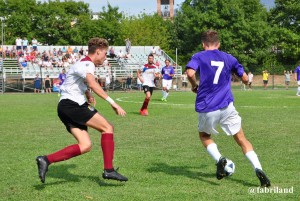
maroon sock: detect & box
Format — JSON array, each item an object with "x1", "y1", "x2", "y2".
[
  {"x1": 141, "y1": 98, "x2": 150, "y2": 110},
  {"x1": 47, "y1": 144, "x2": 81, "y2": 164},
  {"x1": 101, "y1": 133, "x2": 114, "y2": 169}
]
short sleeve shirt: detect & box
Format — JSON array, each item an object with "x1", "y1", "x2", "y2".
[
  {"x1": 294, "y1": 66, "x2": 300, "y2": 81},
  {"x1": 59, "y1": 56, "x2": 95, "y2": 105},
  {"x1": 140, "y1": 64, "x2": 159, "y2": 87},
  {"x1": 186, "y1": 49, "x2": 244, "y2": 113},
  {"x1": 161, "y1": 66, "x2": 174, "y2": 80}
]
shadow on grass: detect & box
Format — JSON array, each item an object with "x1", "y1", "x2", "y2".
[
  {"x1": 147, "y1": 163, "x2": 218, "y2": 186},
  {"x1": 33, "y1": 164, "x2": 125, "y2": 190},
  {"x1": 147, "y1": 163, "x2": 257, "y2": 187}
]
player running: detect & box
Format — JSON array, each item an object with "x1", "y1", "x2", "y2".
[
  {"x1": 294, "y1": 62, "x2": 300, "y2": 96},
  {"x1": 161, "y1": 59, "x2": 174, "y2": 101},
  {"x1": 36, "y1": 38, "x2": 128, "y2": 183},
  {"x1": 137, "y1": 54, "x2": 160, "y2": 116},
  {"x1": 186, "y1": 30, "x2": 271, "y2": 187}
]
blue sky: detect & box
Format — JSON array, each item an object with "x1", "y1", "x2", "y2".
[{"x1": 83, "y1": 0, "x2": 275, "y2": 15}]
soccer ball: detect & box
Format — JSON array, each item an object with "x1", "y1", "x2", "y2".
[{"x1": 224, "y1": 159, "x2": 235, "y2": 176}]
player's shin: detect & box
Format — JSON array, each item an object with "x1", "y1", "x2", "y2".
[
  {"x1": 101, "y1": 133, "x2": 114, "y2": 170},
  {"x1": 47, "y1": 144, "x2": 81, "y2": 164},
  {"x1": 245, "y1": 150, "x2": 262, "y2": 170}
]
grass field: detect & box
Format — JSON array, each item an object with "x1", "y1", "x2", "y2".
[{"x1": 0, "y1": 89, "x2": 299, "y2": 201}]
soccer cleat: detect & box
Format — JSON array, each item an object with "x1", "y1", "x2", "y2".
[
  {"x1": 102, "y1": 169, "x2": 128, "y2": 182},
  {"x1": 255, "y1": 168, "x2": 271, "y2": 187},
  {"x1": 139, "y1": 109, "x2": 148, "y2": 116},
  {"x1": 216, "y1": 157, "x2": 227, "y2": 180},
  {"x1": 36, "y1": 156, "x2": 50, "y2": 183},
  {"x1": 161, "y1": 97, "x2": 165, "y2": 101}
]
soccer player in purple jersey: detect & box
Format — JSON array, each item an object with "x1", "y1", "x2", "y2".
[
  {"x1": 294, "y1": 62, "x2": 300, "y2": 96},
  {"x1": 161, "y1": 59, "x2": 175, "y2": 101},
  {"x1": 186, "y1": 30, "x2": 270, "y2": 187}
]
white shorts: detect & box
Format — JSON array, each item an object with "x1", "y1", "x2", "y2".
[
  {"x1": 198, "y1": 102, "x2": 241, "y2": 135},
  {"x1": 162, "y1": 79, "x2": 172, "y2": 90},
  {"x1": 297, "y1": 81, "x2": 300, "y2": 86}
]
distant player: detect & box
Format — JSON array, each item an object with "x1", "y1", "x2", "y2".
[
  {"x1": 137, "y1": 54, "x2": 159, "y2": 116},
  {"x1": 248, "y1": 71, "x2": 253, "y2": 90},
  {"x1": 186, "y1": 30, "x2": 271, "y2": 187},
  {"x1": 161, "y1": 59, "x2": 174, "y2": 101},
  {"x1": 36, "y1": 38, "x2": 128, "y2": 183},
  {"x1": 58, "y1": 69, "x2": 66, "y2": 96},
  {"x1": 294, "y1": 62, "x2": 300, "y2": 96}
]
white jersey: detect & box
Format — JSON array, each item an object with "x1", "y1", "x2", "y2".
[
  {"x1": 248, "y1": 74, "x2": 253, "y2": 82},
  {"x1": 60, "y1": 56, "x2": 95, "y2": 105},
  {"x1": 140, "y1": 64, "x2": 159, "y2": 87}
]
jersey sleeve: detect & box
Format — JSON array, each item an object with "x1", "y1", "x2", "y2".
[
  {"x1": 231, "y1": 57, "x2": 244, "y2": 77},
  {"x1": 86, "y1": 62, "x2": 95, "y2": 75},
  {"x1": 170, "y1": 67, "x2": 175, "y2": 74},
  {"x1": 186, "y1": 54, "x2": 199, "y2": 72}
]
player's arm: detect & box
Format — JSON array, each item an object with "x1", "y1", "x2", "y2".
[
  {"x1": 241, "y1": 72, "x2": 249, "y2": 85},
  {"x1": 137, "y1": 69, "x2": 144, "y2": 83},
  {"x1": 86, "y1": 73, "x2": 126, "y2": 116},
  {"x1": 186, "y1": 68, "x2": 198, "y2": 93},
  {"x1": 294, "y1": 72, "x2": 297, "y2": 81}
]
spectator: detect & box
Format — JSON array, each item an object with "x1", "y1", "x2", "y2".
[
  {"x1": 109, "y1": 47, "x2": 115, "y2": 58},
  {"x1": 44, "y1": 75, "x2": 52, "y2": 93},
  {"x1": 125, "y1": 75, "x2": 132, "y2": 91},
  {"x1": 284, "y1": 70, "x2": 291, "y2": 90},
  {"x1": 32, "y1": 37, "x2": 38, "y2": 51},
  {"x1": 156, "y1": 47, "x2": 162, "y2": 57},
  {"x1": 34, "y1": 74, "x2": 41, "y2": 93},
  {"x1": 67, "y1": 46, "x2": 73, "y2": 54},
  {"x1": 57, "y1": 48, "x2": 63, "y2": 56},
  {"x1": 181, "y1": 71, "x2": 188, "y2": 90},
  {"x1": 79, "y1": 47, "x2": 84, "y2": 56},
  {"x1": 16, "y1": 37, "x2": 22, "y2": 51},
  {"x1": 73, "y1": 47, "x2": 78, "y2": 54},
  {"x1": 248, "y1": 71, "x2": 253, "y2": 90},
  {"x1": 151, "y1": 46, "x2": 156, "y2": 55},
  {"x1": 105, "y1": 73, "x2": 111, "y2": 92},
  {"x1": 137, "y1": 76, "x2": 142, "y2": 91},
  {"x1": 125, "y1": 38, "x2": 131, "y2": 54},
  {"x1": 262, "y1": 70, "x2": 269, "y2": 89},
  {"x1": 19, "y1": 55, "x2": 27, "y2": 69},
  {"x1": 117, "y1": 49, "x2": 124, "y2": 59},
  {"x1": 62, "y1": 46, "x2": 67, "y2": 54},
  {"x1": 22, "y1": 37, "x2": 28, "y2": 50}
]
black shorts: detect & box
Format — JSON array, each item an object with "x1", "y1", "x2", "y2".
[
  {"x1": 143, "y1": 85, "x2": 154, "y2": 95},
  {"x1": 263, "y1": 80, "x2": 268, "y2": 84},
  {"x1": 57, "y1": 99, "x2": 97, "y2": 133}
]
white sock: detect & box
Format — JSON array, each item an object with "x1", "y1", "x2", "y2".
[
  {"x1": 162, "y1": 90, "x2": 166, "y2": 98},
  {"x1": 245, "y1": 150, "x2": 262, "y2": 171},
  {"x1": 297, "y1": 87, "x2": 300, "y2": 95},
  {"x1": 165, "y1": 92, "x2": 169, "y2": 99},
  {"x1": 207, "y1": 143, "x2": 222, "y2": 162}
]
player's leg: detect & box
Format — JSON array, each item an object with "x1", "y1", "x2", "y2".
[
  {"x1": 36, "y1": 128, "x2": 91, "y2": 183},
  {"x1": 162, "y1": 79, "x2": 167, "y2": 100},
  {"x1": 296, "y1": 82, "x2": 300, "y2": 96},
  {"x1": 140, "y1": 86, "x2": 151, "y2": 115},
  {"x1": 86, "y1": 113, "x2": 128, "y2": 181},
  {"x1": 233, "y1": 128, "x2": 271, "y2": 187}
]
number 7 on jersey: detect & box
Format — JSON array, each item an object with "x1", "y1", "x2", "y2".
[{"x1": 211, "y1": 61, "x2": 224, "y2": 84}]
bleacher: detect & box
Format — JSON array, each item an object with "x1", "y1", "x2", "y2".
[{"x1": 1, "y1": 45, "x2": 182, "y2": 92}]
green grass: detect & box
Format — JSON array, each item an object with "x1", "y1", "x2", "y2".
[{"x1": 0, "y1": 89, "x2": 299, "y2": 201}]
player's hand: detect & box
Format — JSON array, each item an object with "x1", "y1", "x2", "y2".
[
  {"x1": 191, "y1": 85, "x2": 198, "y2": 93},
  {"x1": 111, "y1": 102, "x2": 126, "y2": 117}
]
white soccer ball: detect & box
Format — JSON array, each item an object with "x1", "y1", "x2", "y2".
[{"x1": 224, "y1": 159, "x2": 235, "y2": 176}]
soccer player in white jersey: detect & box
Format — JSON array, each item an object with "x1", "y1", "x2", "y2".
[
  {"x1": 186, "y1": 30, "x2": 270, "y2": 187},
  {"x1": 36, "y1": 38, "x2": 128, "y2": 183},
  {"x1": 137, "y1": 54, "x2": 160, "y2": 116},
  {"x1": 161, "y1": 59, "x2": 175, "y2": 101}
]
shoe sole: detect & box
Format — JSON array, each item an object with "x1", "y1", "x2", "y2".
[{"x1": 102, "y1": 174, "x2": 128, "y2": 182}]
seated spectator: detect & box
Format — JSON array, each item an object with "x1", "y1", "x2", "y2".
[
  {"x1": 109, "y1": 47, "x2": 115, "y2": 58},
  {"x1": 62, "y1": 46, "x2": 67, "y2": 54},
  {"x1": 57, "y1": 48, "x2": 63, "y2": 56},
  {"x1": 19, "y1": 55, "x2": 27, "y2": 69},
  {"x1": 117, "y1": 49, "x2": 124, "y2": 61},
  {"x1": 156, "y1": 47, "x2": 162, "y2": 57},
  {"x1": 67, "y1": 46, "x2": 73, "y2": 54},
  {"x1": 73, "y1": 47, "x2": 78, "y2": 54},
  {"x1": 57, "y1": 59, "x2": 63, "y2": 68},
  {"x1": 155, "y1": 60, "x2": 160, "y2": 68},
  {"x1": 53, "y1": 48, "x2": 57, "y2": 57},
  {"x1": 79, "y1": 47, "x2": 84, "y2": 56},
  {"x1": 151, "y1": 46, "x2": 156, "y2": 55}
]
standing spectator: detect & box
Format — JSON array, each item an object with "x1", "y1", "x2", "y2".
[
  {"x1": 284, "y1": 70, "x2": 291, "y2": 90},
  {"x1": 35, "y1": 37, "x2": 128, "y2": 184},
  {"x1": 22, "y1": 37, "x2": 28, "y2": 50},
  {"x1": 44, "y1": 75, "x2": 52, "y2": 93},
  {"x1": 125, "y1": 38, "x2": 131, "y2": 54},
  {"x1": 125, "y1": 75, "x2": 132, "y2": 91},
  {"x1": 181, "y1": 71, "x2": 188, "y2": 90},
  {"x1": 32, "y1": 37, "x2": 38, "y2": 51},
  {"x1": 16, "y1": 37, "x2": 22, "y2": 51},
  {"x1": 262, "y1": 70, "x2": 269, "y2": 89},
  {"x1": 156, "y1": 47, "x2": 162, "y2": 57},
  {"x1": 151, "y1": 46, "x2": 156, "y2": 55},
  {"x1": 137, "y1": 54, "x2": 160, "y2": 116},
  {"x1": 137, "y1": 76, "x2": 142, "y2": 91},
  {"x1": 34, "y1": 74, "x2": 41, "y2": 93},
  {"x1": 186, "y1": 30, "x2": 270, "y2": 187},
  {"x1": 105, "y1": 73, "x2": 111, "y2": 92},
  {"x1": 248, "y1": 72, "x2": 253, "y2": 90},
  {"x1": 109, "y1": 47, "x2": 115, "y2": 58},
  {"x1": 294, "y1": 62, "x2": 300, "y2": 96},
  {"x1": 161, "y1": 59, "x2": 174, "y2": 101}
]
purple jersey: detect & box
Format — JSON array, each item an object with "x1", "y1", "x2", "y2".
[
  {"x1": 161, "y1": 66, "x2": 174, "y2": 80},
  {"x1": 186, "y1": 50, "x2": 244, "y2": 113},
  {"x1": 294, "y1": 66, "x2": 300, "y2": 81}
]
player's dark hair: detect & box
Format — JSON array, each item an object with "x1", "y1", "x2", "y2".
[
  {"x1": 165, "y1": 59, "x2": 170, "y2": 62},
  {"x1": 201, "y1": 30, "x2": 219, "y2": 46},
  {"x1": 88, "y1": 38, "x2": 109, "y2": 54},
  {"x1": 148, "y1": 53, "x2": 154, "y2": 58}
]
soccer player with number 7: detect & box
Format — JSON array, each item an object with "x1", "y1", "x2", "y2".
[
  {"x1": 36, "y1": 38, "x2": 128, "y2": 183},
  {"x1": 186, "y1": 30, "x2": 271, "y2": 187}
]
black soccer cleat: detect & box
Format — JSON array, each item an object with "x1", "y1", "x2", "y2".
[
  {"x1": 216, "y1": 157, "x2": 227, "y2": 180},
  {"x1": 36, "y1": 156, "x2": 50, "y2": 183},
  {"x1": 102, "y1": 169, "x2": 128, "y2": 182},
  {"x1": 255, "y1": 168, "x2": 271, "y2": 187}
]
